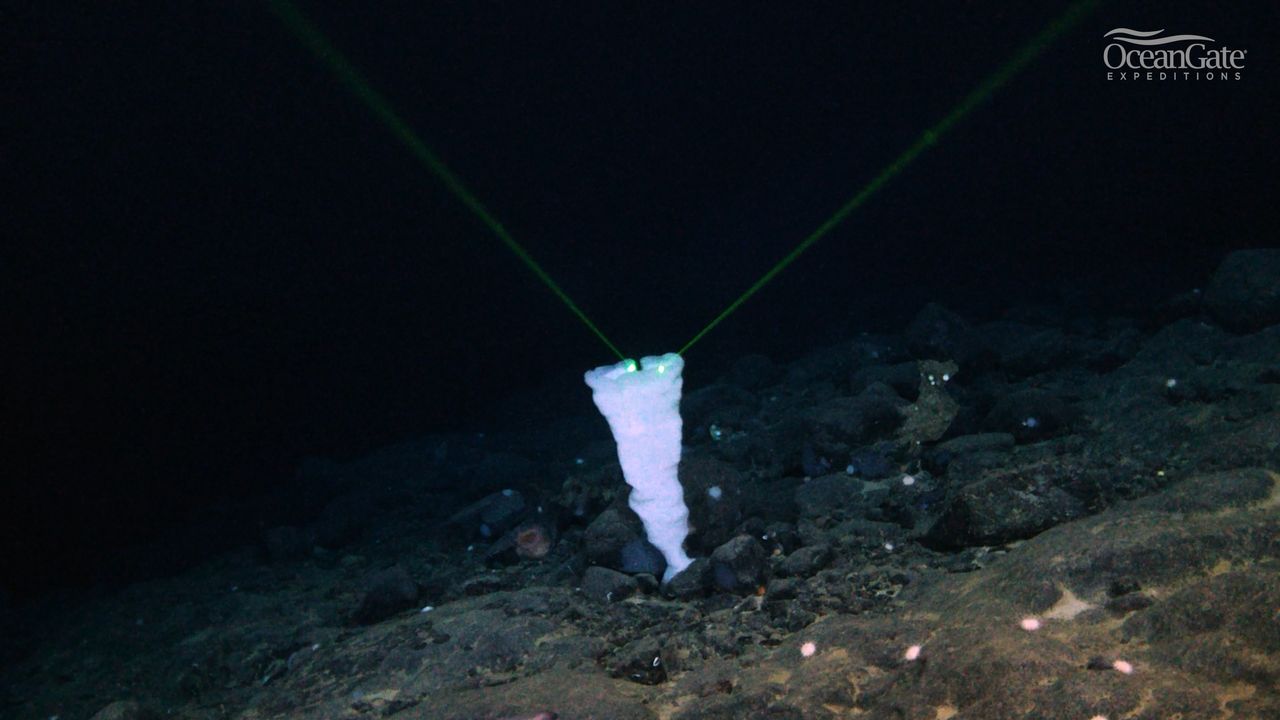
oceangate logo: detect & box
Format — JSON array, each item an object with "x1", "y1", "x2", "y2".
[{"x1": 1103, "y1": 28, "x2": 1245, "y2": 81}]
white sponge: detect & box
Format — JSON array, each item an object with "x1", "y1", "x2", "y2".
[{"x1": 585, "y1": 353, "x2": 692, "y2": 583}]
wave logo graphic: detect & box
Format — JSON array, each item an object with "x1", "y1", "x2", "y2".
[
  {"x1": 1104, "y1": 28, "x2": 1215, "y2": 46},
  {"x1": 1102, "y1": 27, "x2": 1245, "y2": 79}
]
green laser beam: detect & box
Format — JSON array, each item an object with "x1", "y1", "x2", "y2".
[
  {"x1": 271, "y1": 0, "x2": 1098, "y2": 362},
  {"x1": 267, "y1": 0, "x2": 626, "y2": 361},
  {"x1": 677, "y1": 0, "x2": 1101, "y2": 356}
]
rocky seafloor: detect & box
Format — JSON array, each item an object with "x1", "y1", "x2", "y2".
[{"x1": 3, "y1": 249, "x2": 1279, "y2": 719}]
